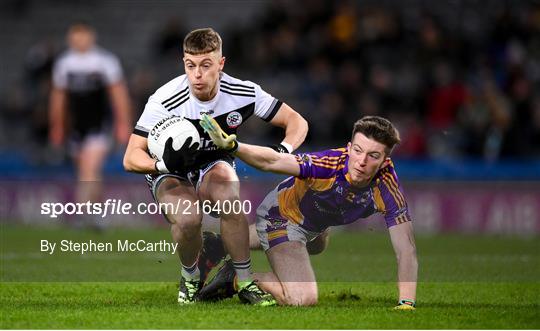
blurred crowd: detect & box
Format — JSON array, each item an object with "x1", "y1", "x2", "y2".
[
  {"x1": 223, "y1": 1, "x2": 540, "y2": 160},
  {"x1": 3, "y1": 0, "x2": 540, "y2": 164}
]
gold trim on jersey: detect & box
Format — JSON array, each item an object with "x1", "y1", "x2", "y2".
[
  {"x1": 312, "y1": 154, "x2": 343, "y2": 160},
  {"x1": 310, "y1": 155, "x2": 348, "y2": 170},
  {"x1": 381, "y1": 171, "x2": 406, "y2": 208},
  {"x1": 373, "y1": 186, "x2": 386, "y2": 214},
  {"x1": 395, "y1": 213, "x2": 410, "y2": 224}
]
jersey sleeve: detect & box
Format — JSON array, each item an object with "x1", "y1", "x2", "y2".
[
  {"x1": 101, "y1": 53, "x2": 123, "y2": 85},
  {"x1": 133, "y1": 95, "x2": 171, "y2": 137},
  {"x1": 295, "y1": 149, "x2": 344, "y2": 180},
  {"x1": 373, "y1": 164, "x2": 412, "y2": 228},
  {"x1": 253, "y1": 83, "x2": 282, "y2": 122}
]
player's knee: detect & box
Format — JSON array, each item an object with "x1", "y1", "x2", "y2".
[
  {"x1": 206, "y1": 184, "x2": 240, "y2": 205},
  {"x1": 283, "y1": 283, "x2": 318, "y2": 306},
  {"x1": 170, "y1": 216, "x2": 202, "y2": 236},
  {"x1": 214, "y1": 191, "x2": 241, "y2": 205},
  {"x1": 299, "y1": 284, "x2": 318, "y2": 306},
  {"x1": 301, "y1": 292, "x2": 318, "y2": 306},
  {"x1": 283, "y1": 294, "x2": 317, "y2": 306},
  {"x1": 207, "y1": 163, "x2": 236, "y2": 182},
  {"x1": 201, "y1": 165, "x2": 240, "y2": 200}
]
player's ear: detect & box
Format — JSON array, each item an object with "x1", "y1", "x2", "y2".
[
  {"x1": 219, "y1": 56, "x2": 226, "y2": 71},
  {"x1": 346, "y1": 142, "x2": 351, "y2": 152}
]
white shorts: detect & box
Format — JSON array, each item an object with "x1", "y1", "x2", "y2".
[
  {"x1": 145, "y1": 159, "x2": 235, "y2": 218},
  {"x1": 68, "y1": 132, "x2": 111, "y2": 157}
]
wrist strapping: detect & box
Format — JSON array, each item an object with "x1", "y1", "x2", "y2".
[
  {"x1": 280, "y1": 141, "x2": 293, "y2": 153},
  {"x1": 227, "y1": 140, "x2": 239, "y2": 153},
  {"x1": 155, "y1": 160, "x2": 169, "y2": 173}
]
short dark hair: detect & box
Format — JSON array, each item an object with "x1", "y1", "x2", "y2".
[
  {"x1": 351, "y1": 116, "x2": 401, "y2": 155},
  {"x1": 68, "y1": 22, "x2": 95, "y2": 35},
  {"x1": 183, "y1": 28, "x2": 222, "y2": 55}
]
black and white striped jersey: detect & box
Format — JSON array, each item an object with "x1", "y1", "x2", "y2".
[
  {"x1": 134, "y1": 72, "x2": 282, "y2": 167},
  {"x1": 52, "y1": 47, "x2": 123, "y2": 135}
]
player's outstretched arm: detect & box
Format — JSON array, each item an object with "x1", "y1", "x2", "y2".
[
  {"x1": 388, "y1": 221, "x2": 418, "y2": 310},
  {"x1": 235, "y1": 142, "x2": 300, "y2": 176},
  {"x1": 200, "y1": 115, "x2": 300, "y2": 176}
]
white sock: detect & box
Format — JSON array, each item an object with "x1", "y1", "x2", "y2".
[
  {"x1": 181, "y1": 259, "x2": 200, "y2": 281},
  {"x1": 232, "y1": 258, "x2": 252, "y2": 284}
]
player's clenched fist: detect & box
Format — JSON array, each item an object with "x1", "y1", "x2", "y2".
[
  {"x1": 155, "y1": 137, "x2": 199, "y2": 174},
  {"x1": 199, "y1": 114, "x2": 238, "y2": 152}
]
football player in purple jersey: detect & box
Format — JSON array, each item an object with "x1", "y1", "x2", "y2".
[{"x1": 199, "y1": 115, "x2": 418, "y2": 309}]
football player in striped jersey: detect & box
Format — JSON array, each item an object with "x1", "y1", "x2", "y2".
[
  {"x1": 123, "y1": 28, "x2": 308, "y2": 305},
  {"x1": 49, "y1": 23, "x2": 132, "y2": 227},
  {"x1": 199, "y1": 115, "x2": 418, "y2": 308}
]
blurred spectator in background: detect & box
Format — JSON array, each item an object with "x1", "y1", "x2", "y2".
[
  {"x1": 48, "y1": 23, "x2": 132, "y2": 215},
  {"x1": 24, "y1": 38, "x2": 59, "y2": 161}
]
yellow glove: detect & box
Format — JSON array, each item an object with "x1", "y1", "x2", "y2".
[
  {"x1": 394, "y1": 299, "x2": 416, "y2": 310},
  {"x1": 199, "y1": 114, "x2": 238, "y2": 152}
]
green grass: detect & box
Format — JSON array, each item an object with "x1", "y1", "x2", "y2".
[{"x1": 1, "y1": 225, "x2": 539, "y2": 329}]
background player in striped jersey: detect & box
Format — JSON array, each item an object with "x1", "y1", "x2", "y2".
[
  {"x1": 49, "y1": 23, "x2": 132, "y2": 224},
  {"x1": 199, "y1": 115, "x2": 418, "y2": 309},
  {"x1": 123, "y1": 28, "x2": 308, "y2": 305}
]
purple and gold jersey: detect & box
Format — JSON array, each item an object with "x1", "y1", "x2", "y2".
[{"x1": 260, "y1": 147, "x2": 412, "y2": 233}]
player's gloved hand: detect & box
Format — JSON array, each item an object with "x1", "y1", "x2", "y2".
[
  {"x1": 394, "y1": 299, "x2": 416, "y2": 310},
  {"x1": 199, "y1": 114, "x2": 238, "y2": 152},
  {"x1": 155, "y1": 136, "x2": 199, "y2": 174}
]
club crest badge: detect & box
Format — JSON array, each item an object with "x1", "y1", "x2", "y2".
[{"x1": 226, "y1": 111, "x2": 242, "y2": 128}]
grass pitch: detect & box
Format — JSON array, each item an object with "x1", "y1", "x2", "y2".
[{"x1": 1, "y1": 225, "x2": 539, "y2": 329}]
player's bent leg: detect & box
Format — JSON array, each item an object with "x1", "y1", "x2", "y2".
[
  {"x1": 75, "y1": 136, "x2": 109, "y2": 201},
  {"x1": 266, "y1": 241, "x2": 318, "y2": 306},
  {"x1": 154, "y1": 176, "x2": 203, "y2": 304},
  {"x1": 198, "y1": 163, "x2": 250, "y2": 267},
  {"x1": 306, "y1": 228, "x2": 330, "y2": 255},
  {"x1": 199, "y1": 163, "x2": 275, "y2": 305},
  {"x1": 76, "y1": 134, "x2": 109, "y2": 181},
  {"x1": 73, "y1": 135, "x2": 109, "y2": 228},
  {"x1": 155, "y1": 177, "x2": 202, "y2": 267}
]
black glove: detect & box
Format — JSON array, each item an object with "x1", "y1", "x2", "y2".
[
  {"x1": 155, "y1": 137, "x2": 199, "y2": 174},
  {"x1": 268, "y1": 143, "x2": 289, "y2": 153}
]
